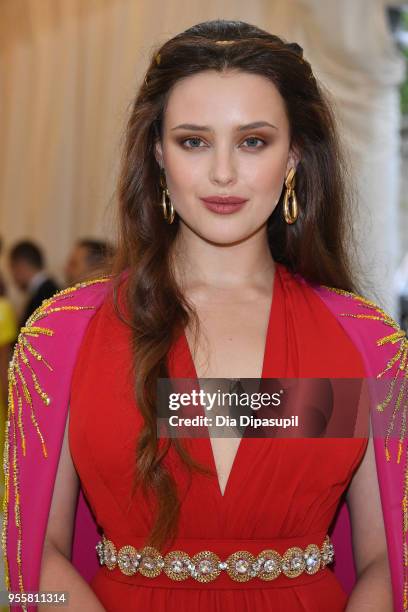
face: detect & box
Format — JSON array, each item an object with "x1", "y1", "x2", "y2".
[
  {"x1": 155, "y1": 69, "x2": 298, "y2": 245},
  {"x1": 9, "y1": 260, "x2": 32, "y2": 290},
  {"x1": 64, "y1": 245, "x2": 90, "y2": 285}
]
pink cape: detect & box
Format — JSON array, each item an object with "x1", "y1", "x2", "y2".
[{"x1": 2, "y1": 273, "x2": 406, "y2": 611}]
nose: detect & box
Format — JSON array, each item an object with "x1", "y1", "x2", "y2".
[{"x1": 209, "y1": 145, "x2": 237, "y2": 186}]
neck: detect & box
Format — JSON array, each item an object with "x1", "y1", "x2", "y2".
[{"x1": 170, "y1": 223, "x2": 275, "y2": 292}]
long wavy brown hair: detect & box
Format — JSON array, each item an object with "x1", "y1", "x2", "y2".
[{"x1": 107, "y1": 19, "x2": 359, "y2": 550}]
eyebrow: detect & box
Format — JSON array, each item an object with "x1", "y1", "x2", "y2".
[{"x1": 170, "y1": 121, "x2": 278, "y2": 132}]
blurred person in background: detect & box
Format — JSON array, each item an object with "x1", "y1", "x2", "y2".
[
  {"x1": 64, "y1": 238, "x2": 114, "y2": 285},
  {"x1": 8, "y1": 240, "x2": 60, "y2": 327},
  {"x1": 0, "y1": 237, "x2": 17, "y2": 563},
  {"x1": 0, "y1": 238, "x2": 17, "y2": 419}
]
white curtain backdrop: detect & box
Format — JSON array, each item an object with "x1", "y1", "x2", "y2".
[{"x1": 0, "y1": 0, "x2": 405, "y2": 314}]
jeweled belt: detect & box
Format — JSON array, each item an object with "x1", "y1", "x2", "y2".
[{"x1": 95, "y1": 534, "x2": 335, "y2": 583}]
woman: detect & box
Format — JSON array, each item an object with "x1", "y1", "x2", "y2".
[{"x1": 3, "y1": 19, "x2": 401, "y2": 612}]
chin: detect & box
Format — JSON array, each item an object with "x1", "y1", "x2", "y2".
[
  {"x1": 195, "y1": 226, "x2": 257, "y2": 246},
  {"x1": 179, "y1": 214, "x2": 263, "y2": 245}
]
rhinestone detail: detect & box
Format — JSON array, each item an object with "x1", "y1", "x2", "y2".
[{"x1": 96, "y1": 534, "x2": 334, "y2": 582}]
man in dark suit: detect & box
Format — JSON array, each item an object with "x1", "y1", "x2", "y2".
[{"x1": 8, "y1": 241, "x2": 60, "y2": 327}]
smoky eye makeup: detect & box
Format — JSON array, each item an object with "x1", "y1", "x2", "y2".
[
  {"x1": 175, "y1": 134, "x2": 273, "y2": 150},
  {"x1": 241, "y1": 136, "x2": 268, "y2": 148},
  {"x1": 179, "y1": 136, "x2": 208, "y2": 148}
]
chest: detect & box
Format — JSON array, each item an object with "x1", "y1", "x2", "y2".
[
  {"x1": 184, "y1": 295, "x2": 273, "y2": 380},
  {"x1": 183, "y1": 294, "x2": 273, "y2": 495}
]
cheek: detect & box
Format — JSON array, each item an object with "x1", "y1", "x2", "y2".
[
  {"x1": 166, "y1": 164, "x2": 204, "y2": 205},
  {"x1": 163, "y1": 145, "x2": 198, "y2": 191},
  {"x1": 240, "y1": 155, "x2": 287, "y2": 199}
]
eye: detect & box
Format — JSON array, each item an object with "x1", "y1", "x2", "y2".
[
  {"x1": 179, "y1": 135, "x2": 267, "y2": 150},
  {"x1": 241, "y1": 136, "x2": 266, "y2": 149},
  {"x1": 180, "y1": 137, "x2": 207, "y2": 149}
]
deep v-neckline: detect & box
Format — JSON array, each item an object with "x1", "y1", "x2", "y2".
[{"x1": 180, "y1": 264, "x2": 280, "y2": 501}]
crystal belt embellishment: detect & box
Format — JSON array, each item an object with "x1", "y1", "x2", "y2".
[{"x1": 95, "y1": 535, "x2": 335, "y2": 582}]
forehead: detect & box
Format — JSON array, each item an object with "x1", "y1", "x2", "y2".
[{"x1": 163, "y1": 69, "x2": 288, "y2": 129}]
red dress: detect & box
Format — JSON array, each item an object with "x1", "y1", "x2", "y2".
[{"x1": 69, "y1": 263, "x2": 368, "y2": 611}]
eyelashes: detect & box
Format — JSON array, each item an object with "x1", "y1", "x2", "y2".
[{"x1": 179, "y1": 136, "x2": 268, "y2": 150}]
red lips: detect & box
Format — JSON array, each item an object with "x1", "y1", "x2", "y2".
[{"x1": 200, "y1": 195, "x2": 248, "y2": 205}]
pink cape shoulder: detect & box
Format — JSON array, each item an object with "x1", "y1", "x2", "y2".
[
  {"x1": 312, "y1": 281, "x2": 408, "y2": 612},
  {"x1": 2, "y1": 276, "x2": 114, "y2": 612}
]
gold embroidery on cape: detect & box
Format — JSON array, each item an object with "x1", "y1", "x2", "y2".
[
  {"x1": 324, "y1": 285, "x2": 408, "y2": 609},
  {"x1": 1, "y1": 276, "x2": 111, "y2": 608}
]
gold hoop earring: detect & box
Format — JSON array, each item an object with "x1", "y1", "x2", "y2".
[
  {"x1": 160, "y1": 172, "x2": 175, "y2": 224},
  {"x1": 283, "y1": 168, "x2": 298, "y2": 224}
]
